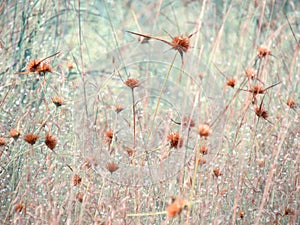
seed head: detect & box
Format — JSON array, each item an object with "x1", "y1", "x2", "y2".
[
  {"x1": 67, "y1": 61, "x2": 74, "y2": 71},
  {"x1": 245, "y1": 68, "x2": 257, "y2": 80},
  {"x1": 257, "y1": 46, "x2": 271, "y2": 58},
  {"x1": 197, "y1": 157, "x2": 207, "y2": 166},
  {"x1": 198, "y1": 124, "x2": 212, "y2": 137},
  {"x1": 251, "y1": 85, "x2": 265, "y2": 94},
  {"x1": 51, "y1": 96, "x2": 64, "y2": 107},
  {"x1": 76, "y1": 193, "x2": 83, "y2": 202},
  {"x1": 167, "y1": 132, "x2": 183, "y2": 148},
  {"x1": 104, "y1": 130, "x2": 114, "y2": 145},
  {"x1": 287, "y1": 98, "x2": 297, "y2": 109},
  {"x1": 0, "y1": 137, "x2": 7, "y2": 146},
  {"x1": 226, "y1": 78, "x2": 236, "y2": 88},
  {"x1": 124, "y1": 146, "x2": 135, "y2": 156},
  {"x1": 171, "y1": 35, "x2": 190, "y2": 54},
  {"x1": 10, "y1": 129, "x2": 20, "y2": 140},
  {"x1": 181, "y1": 116, "x2": 195, "y2": 128},
  {"x1": 125, "y1": 78, "x2": 140, "y2": 89},
  {"x1": 238, "y1": 210, "x2": 244, "y2": 219},
  {"x1": 255, "y1": 106, "x2": 268, "y2": 119},
  {"x1": 166, "y1": 197, "x2": 187, "y2": 218},
  {"x1": 106, "y1": 162, "x2": 119, "y2": 174},
  {"x1": 199, "y1": 145, "x2": 208, "y2": 155},
  {"x1": 114, "y1": 104, "x2": 124, "y2": 113},
  {"x1": 45, "y1": 134, "x2": 57, "y2": 150},
  {"x1": 213, "y1": 168, "x2": 222, "y2": 177},
  {"x1": 73, "y1": 174, "x2": 82, "y2": 186},
  {"x1": 24, "y1": 133, "x2": 39, "y2": 145},
  {"x1": 14, "y1": 204, "x2": 25, "y2": 213}
]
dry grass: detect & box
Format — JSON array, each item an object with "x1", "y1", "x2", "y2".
[{"x1": 0, "y1": 1, "x2": 299, "y2": 224}]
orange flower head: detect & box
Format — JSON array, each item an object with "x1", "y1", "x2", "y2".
[
  {"x1": 125, "y1": 78, "x2": 140, "y2": 89},
  {"x1": 167, "y1": 132, "x2": 183, "y2": 148},
  {"x1": 106, "y1": 162, "x2": 119, "y2": 174},
  {"x1": 73, "y1": 174, "x2": 82, "y2": 186},
  {"x1": 166, "y1": 197, "x2": 187, "y2": 218},
  {"x1": 198, "y1": 124, "x2": 212, "y2": 137},
  {"x1": 257, "y1": 46, "x2": 271, "y2": 58},
  {"x1": 24, "y1": 133, "x2": 39, "y2": 145},
  {"x1": 45, "y1": 134, "x2": 57, "y2": 150},
  {"x1": 10, "y1": 129, "x2": 21, "y2": 140}
]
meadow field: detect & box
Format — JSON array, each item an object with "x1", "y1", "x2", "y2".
[{"x1": 0, "y1": 0, "x2": 299, "y2": 224}]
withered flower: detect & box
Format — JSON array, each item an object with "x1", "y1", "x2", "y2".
[
  {"x1": 245, "y1": 68, "x2": 257, "y2": 80},
  {"x1": 51, "y1": 97, "x2": 64, "y2": 107},
  {"x1": 226, "y1": 78, "x2": 236, "y2": 88},
  {"x1": 167, "y1": 132, "x2": 183, "y2": 148},
  {"x1": 257, "y1": 46, "x2": 271, "y2": 58},
  {"x1": 76, "y1": 192, "x2": 83, "y2": 203},
  {"x1": 106, "y1": 162, "x2": 119, "y2": 174},
  {"x1": 181, "y1": 116, "x2": 195, "y2": 128},
  {"x1": 213, "y1": 168, "x2": 222, "y2": 177},
  {"x1": 10, "y1": 129, "x2": 20, "y2": 140},
  {"x1": 198, "y1": 124, "x2": 212, "y2": 137},
  {"x1": 287, "y1": 98, "x2": 297, "y2": 109},
  {"x1": 73, "y1": 174, "x2": 82, "y2": 186},
  {"x1": 125, "y1": 78, "x2": 140, "y2": 89},
  {"x1": 199, "y1": 145, "x2": 208, "y2": 155},
  {"x1": 14, "y1": 204, "x2": 25, "y2": 213},
  {"x1": 0, "y1": 137, "x2": 7, "y2": 146},
  {"x1": 24, "y1": 133, "x2": 39, "y2": 145},
  {"x1": 104, "y1": 131, "x2": 114, "y2": 145},
  {"x1": 166, "y1": 197, "x2": 187, "y2": 218},
  {"x1": 45, "y1": 134, "x2": 57, "y2": 150}
]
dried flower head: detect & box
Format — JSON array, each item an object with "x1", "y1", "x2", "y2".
[
  {"x1": 0, "y1": 137, "x2": 7, "y2": 146},
  {"x1": 124, "y1": 146, "x2": 135, "y2": 156},
  {"x1": 257, "y1": 46, "x2": 271, "y2": 58},
  {"x1": 245, "y1": 68, "x2": 257, "y2": 80},
  {"x1": 287, "y1": 98, "x2": 297, "y2": 109},
  {"x1": 199, "y1": 145, "x2": 208, "y2": 155},
  {"x1": 106, "y1": 162, "x2": 119, "y2": 174},
  {"x1": 166, "y1": 197, "x2": 187, "y2": 218},
  {"x1": 14, "y1": 204, "x2": 25, "y2": 213},
  {"x1": 181, "y1": 116, "x2": 195, "y2": 128},
  {"x1": 76, "y1": 192, "x2": 83, "y2": 203},
  {"x1": 284, "y1": 207, "x2": 295, "y2": 215},
  {"x1": 255, "y1": 106, "x2": 268, "y2": 120},
  {"x1": 114, "y1": 104, "x2": 124, "y2": 113},
  {"x1": 73, "y1": 174, "x2": 82, "y2": 186},
  {"x1": 104, "y1": 130, "x2": 114, "y2": 145},
  {"x1": 171, "y1": 35, "x2": 190, "y2": 55},
  {"x1": 197, "y1": 157, "x2": 207, "y2": 166},
  {"x1": 213, "y1": 168, "x2": 222, "y2": 177},
  {"x1": 125, "y1": 78, "x2": 140, "y2": 89},
  {"x1": 251, "y1": 85, "x2": 265, "y2": 94},
  {"x1": 45, "y1": 134, "x2": 57, "y2": 150},
  {"x1": 24, "y1": 133, "x2": 39, "y2": 145},
  {"x1": 26, "y1": 60, "x2": 52, "y2": 75},
  {"x1": 238, "y1": 210, "x2": 244, "y2": 219},
  {"x1": 67, "y1": 61, "x2": 74, "y2": 71},
  {"x1": 198, "y1": 124, "x2": 212, "y2": 137},
  {"x1": 10, "y1": 129, "x2": 20, "y2": 140},
  {"x1": 257, "y1": 159, "x2": 265, "y2": 167},
  {"x1": 51, "y1": 97, "x2": 64, "y2": 107},
  {"x1": 226, "y1": 78, "x2": 236, "y2": 88},
  {"x1": 167, "y1": 132, "x2": 183, "y2": 148}
]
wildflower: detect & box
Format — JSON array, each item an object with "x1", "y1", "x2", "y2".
[
  {"x1": 197, "y1": 157, "x2": 207, "y2": 166},
  {"x1": 51, "y1": 97, "x2": 64, "y2": 107},
  {"x1": 114, "y1": 104, "x2": 124, "y2": 113},
  {"x1": 73, "y1": 174, "x2": 82, "y2": 186},
  {"x1": 199, "y1": 145, "x2": 208, "y2": 155},
  {"x1": 76, "y1": 193, "x2": 83, "y2": 203},
  {"x1": 24, "y1": 133, "x2": 39, "y2": 145},
  {"x1": 10, "y1": 129, "x2": 20, "y2": 140},
  {"x1": 104, "y1": 131, "x2": 114, "y2": 145},
  {"x1": 27, "y1": 60, "x2": 52, "y2": 75},
  {"x1": 198, "y1": 124, "x2": 212, "y2": 137},
  {"x1": 124, "y1": 146, "x2": 135, "y2": 156},
  {"x1": 125, "y1": 78, "x2": 140, "y2": 89},
  {"x1": 166, "y1": 197, "x2": 187, "y2": 218},
  {"x1": 226, "y1": 78, "x2": 236, "y2": 88},
  {"x1": 106, "y1": 162, "x2": 119, "y2": 174},
  {"x1": 245, "y1": 68, "x2": 257, "y2": 80},
  {"x1": 14, "y1": 204, "x2": 25, "y2": 213},
  {"x1": 167, "y1": 132, "x2": 183, "y2": 148},
  {"x1": 181, "y1": 116, "x2": 195, "y2": 128},
  {"x1": 255, "y1": 106, "x2": 268, "y2": 120},
  {"x1": 257, "y1": 46, "x2": 271, "y2": 58},
  {"x1": 0, "y1": 137, "x2": 7, "y2": 146},
  {"x1": 287, "y1": 98, "x2": 297, "y2": 109},
  {"x1": 45, "y1": 134, "x2": 57, "y2": 150},
  {"x1": 213, "y1": 168, "x2": 222, "y2": 177}
]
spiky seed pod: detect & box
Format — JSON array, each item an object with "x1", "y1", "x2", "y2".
[
  {"x1": 213, "y1": 168, "x2": 222, "y2": 177},
  {"x1": 27, "y1": 60, "x2": 41, "y2": 72},
  {"x1": 255, "y1": 106, "x2": 268, "y2": 119},
  {"x1": 45, "y1": 134, "x2": 57, "y2": 150},
  {"x1": 73, "y1": 174, "x2": 82, "y2": 186},
  {"x1": 197, "y1": 157, "x2": 207, "y2": 165},
  {"x1": 106, "y1": 162, "x2": 119, "y2": 174},
  {"x1": 287, "y1": 98, "x2": 297, "y2": 109},
  {"x1": 181, "y1": 116, "x2": 195, "y2": 128},
  {"x1": 10, "y1": 129, "x2": 20, "y2": 140},
  {"x1": 114, "y1": 104, "x2": 124, "y2": 113},
  {"x1": 257, "y1": 46, "x2": 271, "y2": 58},
  {"x1": 167, "y1": 132, "x2": 183, "y2": 148},
  {"x1": 251, "y1": 85, "x2": 265, "y2": 94},
  {"x1": 104, "y1": 131, "x2": 113, "y2": 145},
  {"x1": 245, "y1": 68, "x2": 257, "y2": 80},
  {"x1": 0, "y1": 137, "x2": 7, "y2": 146},
  {"x1": 125, "y1": 78, "x2": 140, "y2": 89},
  {"x1": 14, "y1": 204, "x2": 25, "y2": 213},
  {"x1": 171, "y1": 35, "x2": 190, "y2": 53},
  {"x1": 199, "y1": 145, "x2": 208, "y2": 155},
  {"x1": 166, "y1": 197, "x2": 187, "y2": 218},
  {"x1": 38, "y1": 62, "x2": 52, "y2": 74},
  {"x1": 198, "y1": 124, "x2": 212, "y2": 137},
  {"x1": 76, "y1": 193, "x2": 83, "y2": 203},
  {"x1": 51, "y1": 97, "x2": 64, "y2": 107},
  {"x1": 24, "y1": 133, "x2": 39, "y2": 145},
  {"x1": 226, "y1": 78, "x2": 236, "y2": 88}
]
